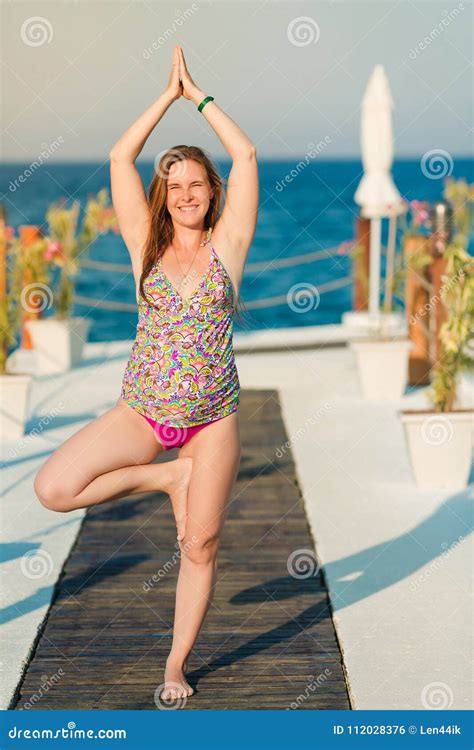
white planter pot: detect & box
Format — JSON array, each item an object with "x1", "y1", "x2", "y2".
[
  {"x1": 400, "y1": 410, "x2": 473, "y2": 490},
  {"x1": 25, "y1": 316, "x2": 91, "y2": 374},
  {"x1": 350, "y1": 338, "x2": 412, "y2": 400},
  {"x1": 342, "y1": 310, "x2": 407, "y2": 339},
  {"x1": 0, "y1": 373, "x2": 32, "y2": 440}
]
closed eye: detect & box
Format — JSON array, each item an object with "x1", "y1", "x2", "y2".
[{"x1": 168, "y1": 182, "x2": 204, "y2": 189}]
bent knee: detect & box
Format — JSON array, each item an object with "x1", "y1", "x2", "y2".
[
  {"x1": 181, "y1": 533, "x2": 219, "y2": 564},
  {"x1": 34, "y1": 473, "x2": 73, "y2": 512}
]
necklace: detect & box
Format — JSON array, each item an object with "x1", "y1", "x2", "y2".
[{"x1": 171, "y1": 227, "x2": 212, "y2": 291}]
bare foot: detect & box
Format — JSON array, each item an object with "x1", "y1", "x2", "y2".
[
  {"x1": 164, "y1": 457, "x2": 192, "y2": 541},
  {"x1": 160, "y1": 657, "x2": 194, "y2": 701}
]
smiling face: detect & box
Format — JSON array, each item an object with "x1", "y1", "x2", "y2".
[{"x1": 166, "y1": 159, "x2": 214, "y2": 229}]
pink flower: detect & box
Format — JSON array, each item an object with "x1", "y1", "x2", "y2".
[
  {"x1": 5, "y1": 225, "x2": 15, "y2": 239},
  {"x1": 337, "y1": 240, "x2": 357, "y2": 255},
  {"x1": 410, "y1": 200, "x2": 431, "y2": 228},
  {"x1": 44, "y1": 241, "x2": 62, "y2": 261}
]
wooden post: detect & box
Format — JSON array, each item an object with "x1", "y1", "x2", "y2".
[
  {"x1": 19, "y1": 225, "x2": 43, "y2": 349},
  {"x1": 383, "y1": 211, "x2": 398, "y2": 313},
  {"x1": 354, "y1": 216, "x2": 371, "y2": 310},
  {"x1": 404, "y1": 235, "x2": 432, "y2": 385}
]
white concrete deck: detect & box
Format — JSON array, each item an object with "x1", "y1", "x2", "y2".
[
  {"x1": 238, "y1": 342, "x2": 473, "y2": 710},
  {"x1": 1, "y1": 328, "x2": 472, "y2": 709}
]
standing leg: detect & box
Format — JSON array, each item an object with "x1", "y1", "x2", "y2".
[{"x1": 160, "y1": 410, "x2": 241, "y2": 700}]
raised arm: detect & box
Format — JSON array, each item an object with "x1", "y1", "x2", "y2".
[
  {"x1": 178, "y1": 47, "x2": 258, "y2": 273},
  {"x1": 109, "y1": 46, "x2": 182, "y2": 288}
]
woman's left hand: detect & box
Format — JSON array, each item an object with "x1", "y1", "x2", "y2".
[{"x1": 178, "y1": 46, "x2": 204, "y2": 104}]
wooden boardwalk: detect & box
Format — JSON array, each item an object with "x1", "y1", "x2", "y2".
[{"x1": 13, "y1": 390, "x2": 350, "y2": 710}]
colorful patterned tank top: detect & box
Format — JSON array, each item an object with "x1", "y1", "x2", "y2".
[{"x1": 120, "y1": 239, "x2": 240, "y2": 428}]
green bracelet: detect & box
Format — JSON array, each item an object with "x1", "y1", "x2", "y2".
[{"x1": 198, "y1": 95, "x2": 214, "y2": 112}]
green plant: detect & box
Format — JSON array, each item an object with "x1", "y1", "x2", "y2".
[
  {"x1": 0, "y1": 275, "x2": 18, "y2": 375},
  {"x1": 0, "y1": 227, "x2": 50, "y2": 373},
  {"x1": 46, "y1": 188, "x2": 118, "y2": 318},
  {"x1": 0, "y1": 222, "x2": 17, "y2": 373},
  {"x1": 0, "y1": 188, "x2": 118, "y2": 372},
  {"x1": 428, "y1": 239, "x2": 474, "y2": 412},
  {"x1": 46, "y1": 200, "x2": 80, "y2": 318},
  {"x1": 444, "y1": 177, "x2": 474, "y2": 239},
  {"x1": 386, "y1": 251, "x2": 406, "y2": 312},
  {"x1": 11, "y1": 235, "x2": 52, "y2": 306},
  {"x1": 400, "y1": 200, "x2": 433, "y2": 273},
  {"x1": 427, "y1": 178, "x2": 474, "y2": 412}
]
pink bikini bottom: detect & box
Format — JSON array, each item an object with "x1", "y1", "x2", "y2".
[{"x1": 140, "y1": 412, "x2": 222, "y2": 450}]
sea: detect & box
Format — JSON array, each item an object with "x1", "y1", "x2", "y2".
[{"x1": 2, "y1": 158, "x2": 473, "y2": 342}]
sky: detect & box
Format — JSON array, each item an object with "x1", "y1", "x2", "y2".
[{"x1": 2, "y1": 0, "x2": 473, "y2": 162}]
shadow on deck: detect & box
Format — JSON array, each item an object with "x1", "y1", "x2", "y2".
[{"x1": 12, "y1": 390, "x2": 350, "y2": 710}]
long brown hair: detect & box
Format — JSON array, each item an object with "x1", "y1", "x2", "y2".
[{"x1": 138, "y1": 144, "x2": 249, "y2": 324}]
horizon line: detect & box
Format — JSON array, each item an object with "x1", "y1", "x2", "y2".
[{"x1": 2, "y1": 154, "x2": 474, "y2": 165}]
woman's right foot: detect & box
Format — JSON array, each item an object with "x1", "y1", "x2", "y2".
[{"x1": 164, "y1": 457, "x2": 193, "y2": 540}]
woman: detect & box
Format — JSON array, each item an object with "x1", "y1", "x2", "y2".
[{"x1": 34, "y1": 44, "x2": 259, "y2": 702}]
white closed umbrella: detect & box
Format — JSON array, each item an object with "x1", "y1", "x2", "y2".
[{"x1": 354, "y1": 64, "x2": 404, "y2": 327}]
